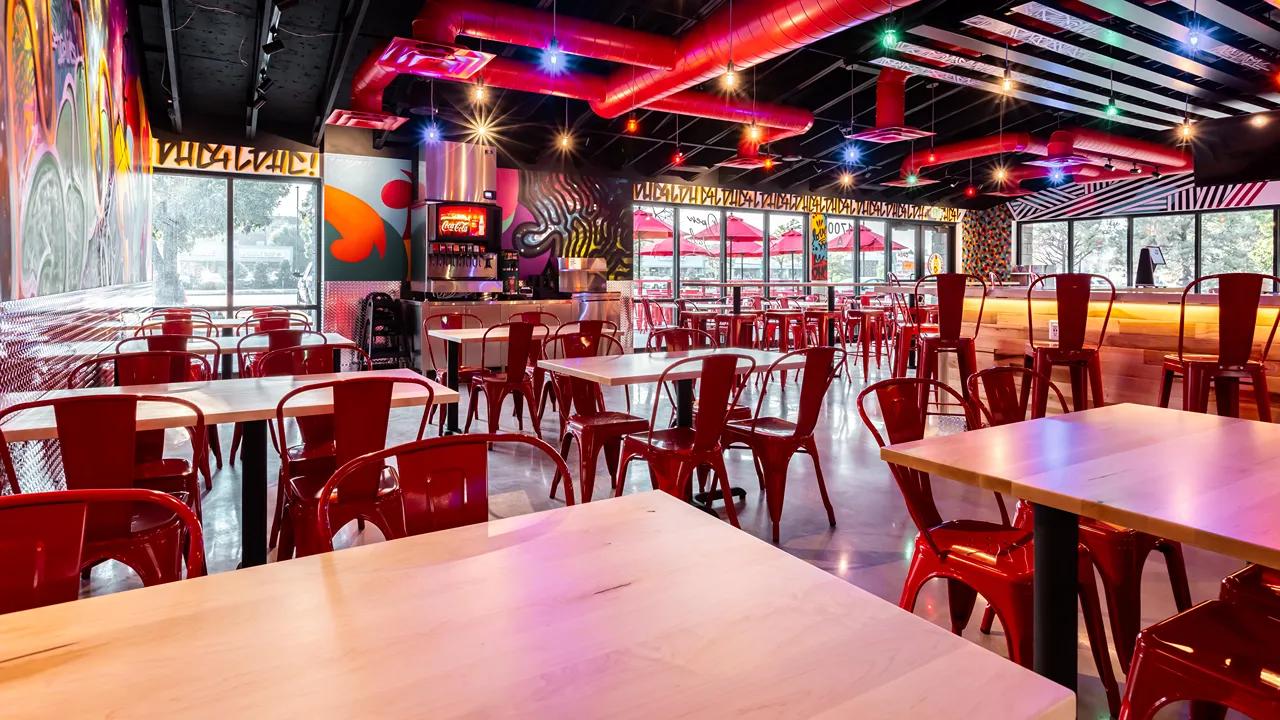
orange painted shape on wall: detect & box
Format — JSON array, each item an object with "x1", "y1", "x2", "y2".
[{"x1": 324, "y1": 185, "x2": 387, "y2": 263}]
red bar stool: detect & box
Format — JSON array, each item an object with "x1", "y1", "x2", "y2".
[
  {"x1": 889, "y1": 288, "x2": 938, "y2": 378},
  {"x1": 1023, "y1": 273, "x2": 1116, "y2": 414},
  {"x1": 968, "y1": 365, "x2": 1193, "y2": 676},
  {"x1": 722, "y1": 347, "x2": 843, "y2": 542},
  {"x1": 616, "y1": 353, "x2": 754, "y2": 527},
  {"x1": 1159, "y1": 273, "x2": 1280, "y2": 421},
  {"x1": 1119, "y1": 600, "x2": 1280, "y2": 720},
  {"x1": 914, "y1": 274, "x2": 986, "y2": 401},
  {"x1": 464, "y1": 322, "x2": 543, "y2": 437},
  {"x1": 844, "y1": 295, "x2": 887, "y2": 377},
  {"x1": 859, "y1": 377, "x2": 1121, "y2": 716},
  {"x1": 0, "y1": 395, "x2": 208, "y2": 587},
  {"x1": 0, "y1": 488, "x2": 205, "y2": 614}
]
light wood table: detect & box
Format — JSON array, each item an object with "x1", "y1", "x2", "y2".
[
  {"x1": 1, "y1": 369, "x2": 457, "y2": 567},
  {"x1": 426, "y1": 325, "x2": 551, "y2": 434},
  {"x1": 115, "y1": 332, "x2": 354, "y2": 379},
  {"x1": 0, "y1": 492, "x2": 1073, "y2": 719},
  {"x1": 880, "y1": 403, "x2": 1280, "y2": 692}
]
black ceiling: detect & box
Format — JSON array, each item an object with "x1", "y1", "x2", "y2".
[{"x1": 133, "y1": 0, "x2": 1280, "y2": 207}]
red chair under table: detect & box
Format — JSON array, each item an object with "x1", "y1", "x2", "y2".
[
  {"x1": 228, "y1": 329, "x2": 327, "y2": 463},
  {"x1": 115, "y1": 334, "x2": 224, "y2": 471},
  {"x1": 547, "y1": 333, "x2": 647, "y2": 503},
  {"x1": 465, "y1": 322, "x2": 544, "y2": 438},
  {"x1": 913, "y1": 273, "x2": 987, "y2": 402},
  {"x1": 0, "y1": 395, "x2": 208, "y2": 587},
  {"x1": 137, "y1": 317, "x2": 216, "y2": 337},
  {"x1": 1159, "y1": 272, "x2": 1280, "y2": 421},
  {"x1": 722, "y1": 347, "x2": 843, "y2": 543},
  {"x1": 539, "y1": 320, "x2": 621, "y2": 420},
  {"x1": 616, "y1": 354, "x2": 753, "y2": 528},
  {"x1": 858, "y1": 377, "x2": 1121, "y2": 716},
  {"x1": 1022, "y1": 273, "x2": 1116, "y2": 415},
  {"x1": 968, "y1": 366, "x2": 1193, "y2": 676},
  {"x1": 313, "y1": 433, "x2": 573, "y2": 552},
  {"x1": 423, "y1": 312, "x2": 485, "y2": 434},
  {"x1": 0, "y1": 488, "x2": 205, "y2": 615},
  {"x1": 272, "y1": 374, "x2": 435, "y2": 559},
  {"x1": 647, "y1": 328, "x2": 751, "y2": 424},
  {"x1": 1119, "y1": 600, "x2": 1280, "y2": 720},
  {"x1": 1220, "y1": 563, "x2": 1280, "y2": 616}
]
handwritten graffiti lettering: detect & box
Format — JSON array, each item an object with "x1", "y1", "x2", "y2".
[
  {"x1": 151, "y1": 139, "x2": 320, "y2": 178},
  {"x1": 633, "y1": 181, "x2": 959, "y2": 223}
]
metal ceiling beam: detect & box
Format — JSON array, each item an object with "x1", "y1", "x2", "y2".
[
  {"x1": 1163, "y1": 0, "x2": 1280, "y2": 49},
  {"x1": 961, "y1": 15, "x2": 1268, "y2": 113},
  {"x1": 158, "y1": 0, "x2": 182, "y2": 133},
  {"x1": 1068, "y1": 0, "x2": 1273, "y2": 73},
  {"x1": 245, "y1": 0, "x2": 278, "y2": 140},
  {"x1": 909, "y1": 26, "x2": 1230, "y2": 118},
  {"x1": 312, "y1": 0, "x2": 372, "y2": 147}
]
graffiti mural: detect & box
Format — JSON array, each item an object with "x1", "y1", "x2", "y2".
[
  {"x1": 500, "y1": 168, "x2": 633, "y2": 285},
  {"x1": 809, "y1": 212, "x2": 828, "y2": 282},
  {"x1": 961, "y1": 205, "x2": 1013, "y2": 279},
  {"x1": 3, "y1": 0, "x2": 151, "y2": 299},
  {"x1": 322, "y1": 153, "x2": 412, "y2": 282}
]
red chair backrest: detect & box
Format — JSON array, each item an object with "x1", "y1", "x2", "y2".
[
  {"x1": 752, "y1": 347, "x2": 843, "y2": 438},
  {"x1": 1027, "y1": 273, "x2": 1116, "y2": 352},
  {"x1": 915, "y1": 273, "x2": 986, "y2": 341},
  {"x1": 236, "y1": 305, "x2": 284, "y2": 318},
  {"x1": 966, "y1": 366, "x2": 1068, "y2": 427},
  {"x1": 480, "y1": 322, "x2": 538, "y2": 377},
  {"x1": 69, "y1": 351, "x2": 211, "y2": 388},
  {"x1": 257, "y1": 345, "x2": 371, "y2": 376},
  {"x1": 0, "y1": 395, "x2": 205, "y2": 544},
  {"x1": 0, "y1": 488, "x2": 206, "y2": 613},
  {"x1": 1177, "y1": 273, "x2": 1280, "y2": 367},
  {"x1": 650, "y1": 354, "x2": 753, "y2": 452},
  {"x1": 314, "y1": 433, "x2": 573, "y2": 550},
  {"x1": 422, "y1": 313, "x2": 484, "y2": 373},
  {"x1": 646, "y1": 328, "x2": 716, "y2": 351},
  {"x1": 510, "y1": 311, "x2": 560, "y2": 327},
  {"x1": 237, "y1": 329, "x2": 324, "y2": 376},
  {"x1": 117, "y1": 333, "x2": 220, "y2": 356},
  {"x1": 546, "y1": 332, "x2": 625, "y2": 418}
]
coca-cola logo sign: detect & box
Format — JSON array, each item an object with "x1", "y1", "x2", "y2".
[{"x1": 437, "y1": 206, "x2": 487, "y2": 236}]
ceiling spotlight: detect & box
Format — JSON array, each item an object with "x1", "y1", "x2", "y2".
[
  {"x1": 559, "y1": 132, "x2": 572, "y2": 150},
  {"x1": 625, "y1": 115, "x2": 639, "y2": 134},
  {"x1": 1152, "y1": 167, "x2": 1163, "y2": 179},
  {"x1": 672, "y1": 148, "x2": 685, "y2": 165},
  {"x1": 472, "y1": 79, "x2": 487, "y2": 103},
  {"x1": 425, "y1": 123, "x2": 440, "y2": 144},
  {"x1": 882, "y1": 28, "x2": 899, "y2": 49},
  {"x1": 763, "y1": 157, "x2": 775, "y2": 171},
  {"x1": 1188, "y1": 30, "x2": 1200, "y2": 47},
  {"x1": 1130, "y1": 164, "x2": 1140, "y2": 175},
  {"x1": 1178, "y1": 121, "x2": 1193, "y2": 140},
  {"x1": 747, "y1": 123, "x2": 762, "y2": 142},
  {"x1": 964, "y1": 185, "x2": 978, "y2": 198},
  {"x1": 723, "y1": 62, "x2": 737, "y2": 90},
  {"x1": 1001, "y1": 73, "x2": 1013, "y2": 93},
  {"x1": 547, "y1": 37, "x2": 561, "y2": 67},
  {"x1": 839, "y1": 172, "x2": 854, "y2": 186},
  {"x1": 994, "y1": 167, "x2": 1008, "y2": 182},
  {"x1": 906, "y1": 172, "x2": 919, "y2": 185},
  {"x1": 258, "y1": 76, "x2": 276, "y2": 93},
  {"x1": 1105, "y1": 101, "x2": 1119, "y2": 117},
  {"x1": 1050, "y1": 168, "x2": 1065, "y2": 183},
  {"x1": 843, "y1": 145, "x2": 859, "y2": 164},
  {"x1": 1251, "y1": 114, "x2": 1269, "y2": 127},
  {"x1": 1103, "y1": 158, "x2": 1114, "y2": 171},
  {"x1": 262, "y1": 38, "x2": 285, "y2": 56}
]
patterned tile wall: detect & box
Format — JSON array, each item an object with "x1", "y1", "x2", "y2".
[
  {"x1": 1, "y1": 283, "x2": 155, "y2": 493},
  {"x1": 961, "y1": 205, "x2": 1014, "y2": 280}
]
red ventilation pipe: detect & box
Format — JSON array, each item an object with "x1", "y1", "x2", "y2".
[
  {"x1": 1065, "y1": 128, "x2": 1191, "y2": 170},
  {"x1": 874, "y1": 68, "x2": 908, "y2": 128},
  {"x1": 900, "y1": 133, "x2": 1044, "y2": 177}
]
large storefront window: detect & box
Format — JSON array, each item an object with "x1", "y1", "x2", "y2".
[
  {"x1": 1133, "y1": 214, "x2": 1195, "y2": 287},
  {"x1": 1200, "y1": 210, "x2": 1275, "y2": 280},
  {"x1": 1072, "y1": 218, "x2": 1128, "y2": 285},
  {"x1": 632, "y1": 204, "x2": 675, "y2": 299},
  {"x1": 726, "y1": 211, "x2": 765, "y2": 289},
  {"x1": 1020, "y1": 222, "x2": 1068, "y2": 274},
  {"x1": 678, "y1": 207, "x2": 722, "y2": 297},
  {"x1": 825, "y1": 216, "x2": 856, "y2": 283},
  {"x1": 768, "y1": 213, "x2": 805, "y2": 296},
  {"x1": 860, "y1": 220, "x2": 887, "y2": 282}
]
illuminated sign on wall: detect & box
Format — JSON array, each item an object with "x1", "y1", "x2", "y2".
[
  {"x1": 437, "y1": 205, "x2": 488, "y2": 237},
  {"x1": 633, "y1": 181, "x2": 960, "y2": 222},
  {"x1": 152, "y1": 140, "x2": 320, "y2": 177}
]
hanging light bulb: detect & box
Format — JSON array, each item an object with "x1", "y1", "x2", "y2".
[
  {"x1": 906, "y1": 173, "x2": 919, "y2": 185},
  {"x1": 994, "y1": 167, "x2": 1008, "y2": 182},
  {"x1": 1050, "y1": 168, "x2": 1065, "y2": 184},
  {"x1": 1105, "y1": 101, "x2": 1119, "y2": 117},
  {"x1": 839, "y1": 172, "x2": 854, "y2": 186},
  {"x1": 964, "y1": 185, "x2": 978, "y2": 198},
  {"x1": 723, "y1": 62, "x2": 737, "y2": 90},
  {"x1": 746, "y1": 123, "x2": 762, "y2": 142},
  {"x1": 424, "y1": 123, "x2": 440, "y2": 144},
  {"x1": 1188, "y1": 30, "x2": 1200, "y2": 47},
  {"x1": 843, "y1": 145, "x2": 859, "y2": 164},
  {"x1": 1178, "y1": 121, "x2": 1194, "y2": 139},
  {"x1": 625, "y1": 114, "x2": 639, "y2": 134},
  {"x1": 672, "y1": 148, "x2": 684, "y2": 165},
  {"x1": 927, "y1": 151, "x2": 936, "y2": 164},
  {"x1": 547, "y1": 37, "x2": 561, "y2": 66},
  {"x1": 1002, "y1": 73, "x2": 1014, "y2": 93},
  {"x1": 882, "y1": 28, "x2": 899, "y2": 48},
  {"x1": 472, "y1": 78, "x2": 487, "y2": 103},
  {"x1": 559, "y1": 132, "x2": 572, "y2": 150},
  {"x1": 763, "y1": 157, "x2": 774, "y2": 171}
]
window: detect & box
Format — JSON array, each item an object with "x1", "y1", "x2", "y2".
[
  {"x1": 677, "y1": 207, "x2": 722, "y2": 298},
  {"x1": 632, "y1": 204, "x2": 675, "y2": 299},
  {"x1": 1072, "y1": 218, "x2": 1128, "y2": 285},
  {"x1": 923, "y1": 226, "x2": 949, "y2": 275},
  {"x1": 725, "y1": 211, "x2": 765, "y2": 290},
  {"x1": 1020, "y1": 222, "x2": 1068, "y2": 273},
  {"x1": 768, "y1": 213, "x2": 805, "y2": 296},
  {"x1": 1200, "y1": 210, "x2": 1275, "y2": 280},
  {"x1": 825, "y1": 216, "x2": 856, "y2": 283},
  {"x1": 890, "y1": 225, "x2": 918, "y2": 280},
  {"x1": 152, "y1": 174, "x2": 228, "y2": 310},
  {"x1": 232, "y1": 180, "x2": 317, "y2": 312},
  {"x1": 860, "y1": 220, "x2": 887, "y2": 282},
  {"x1": 1133, "y1": 214, "x2": 1195, "y2": 288}
]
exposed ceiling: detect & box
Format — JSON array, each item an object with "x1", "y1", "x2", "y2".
[{"x1": 134, "y1": 0, "x2": 1280, "y2": 207}]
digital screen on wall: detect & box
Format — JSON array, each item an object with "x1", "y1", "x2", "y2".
[
  {"x1": 1193, "y1": 112, "x2": 1280, "y2": 187},
  {"x1": 437, "y1": 205, "x2": 488, "y2": 237}
]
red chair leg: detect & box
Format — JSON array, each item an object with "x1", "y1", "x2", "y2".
[
  {"x1": 1155, "y1": 540, "x2": 1193, "y2": 613},
  {"x1": 708, "y1": 454, "x2": 739, "y2": 528},
  {"x1": 229, "y1": 422, "x2": 243, "y2": 464},
  {"x1": 1069, "y1": 364, "x2": 1088, "y2": 412},
  {"x1": 1251, "y1": 366, "x2": 1272, "y2": 422},
  {"x1": 463, "y1": 384, "x2": 482, "y2": 433},
  {"x1": 550, "y1": 432, "x2": 574, "y2": 500},
  {"x1": 805, "y1": 436, "x2": 836, "y2": 529},
  {"x1": 1088, "y1": 353, "x2": 1106, "y2": 409},
  {"x1": 511, "y1": 391, "x2": 526, "y2": 431},
  {"x1": 1158, "y1": 368, "x2": 1176, "y2": 408},
  {"x1": 1031, "y1": 354, "x2": 1053, "y2": 417},
  {"x1": 601, "y1": 438, "x2": 622, "y2": 489},
  {"x1": 959, "y1": 344, "x2": 978, "y2": 403},
  {"x1": 947, "y1": 579, "x2": 979, "y2": 635},
  {"x1": 1079, "y1": 551, "x2": 1122, "y2": 718},
  {"x1": 208, "y1": 426, "x2": 223, "y2": 469},
  {"x1": 578, "y1": 435, "x2": 602, "y2": 503},
  {"x1": 979, "y1": 605, "x2": 997, "y2": 634},
  {"x1": 1214, "y1": 377, "x2": 1240, "y2": 418}
]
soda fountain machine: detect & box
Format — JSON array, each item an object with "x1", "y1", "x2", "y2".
[{"x1": 409, "y1": 142, "x2": 502, "y2": 298}]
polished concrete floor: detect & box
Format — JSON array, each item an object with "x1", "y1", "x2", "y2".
[{"x1": 87, "y1": 361, "x2": 1244, "y2": 719}]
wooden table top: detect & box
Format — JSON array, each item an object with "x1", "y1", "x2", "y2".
[
  {"x1": 45, "y1": 333, "x2": 354, "y2": 359},
  {"x1": 427, "y1": 326, "x2": 551, "y2": 343},
  {"x1": 0, "y1": 492, "x2": 1072, "y2": 719},
  {"x1": 0, "y1": 369, "x2": 456, "y2": 442},
  {"x1": 539, "y1": 348, "x2": 806, "y2": 386},
  {"x1": 881, "y1": 403, "x2": 1280, "y2": 568}
]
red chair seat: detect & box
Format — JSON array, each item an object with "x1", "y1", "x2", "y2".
[
  {"x1": 633, "y1": 427, "x2": 700, "y2": 453},
  {"x1": 133, "y1": 457, "x2": 192, "y2": 481},
  {"x1": 725, "y1": 416, "x2": 798, "y2": 438},
  {"x1": 1221, "y1": 564, "x2": 1280, "y2": 616},
  {"x1": 567, "y1": 411, "x2": 648, "y2": 432},
  {"x1": 82, "y1": 505, "x2": 188, "y2": 586},
  {"x1": 1160, "y1": 352, "x2": 1217, "y2": 370},
  {"x1": 284, "y1": 468, "x2": 398, "y2": 503},
  {"x1": 925, "y1": 520, "x2": 1034, "y2": 574}
]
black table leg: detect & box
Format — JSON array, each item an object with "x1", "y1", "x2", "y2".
[
  {"x1": 240, "y1": 419, "x2": 268, "y2": 568},
  {"x1": 1034, "y1": 503, "x2": 1079, "y2": 692},
  {"x1": 826, "y1": 286, "x2": 837, "y2": 345},
  {"x1": 221, "y1": 351, "x2": 233, "y2": 380},
  {"x1": 732, "y1": 286, "x2": 742, "y2": 314},
  {"x1": 332, "y1": 347, "x2": 342, "y2": 373},
  {"x1": 445, "y1": 339, "x2": 461, "y2": 434}
]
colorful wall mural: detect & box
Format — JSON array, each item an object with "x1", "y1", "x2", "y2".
[
  {"x1": 322, "y1": 153, "x2": 412, "y2": 282},
  {"x1": 1008, "y1": 174, "x2": 1280, "y2": 221},
  {"x1": 809, "y1": 212, "x2": 828, "y2": 282},
  {"x1": 961, "y1": 205, "x2": 1013, "y2": 279},
  {"x1": 500, "y1": 168, "x2": 632, "y2": 286},
  {"x1": 3, "y1": 0, "x2": 152, "y2": 300}
]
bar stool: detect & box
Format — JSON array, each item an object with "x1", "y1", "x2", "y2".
[
  {"x1": 845, "y1": 295, "x2": 887, "y2": 377},
  {"x1": 914, "y1": 273, "x2": 986, "y2": 401},
  {"x1": 1158, "y1": 273, "x2": 1280, "y2": 421},
  {"x1": 1022, "y1": 273, "x2": 1115, "y2": 415}
]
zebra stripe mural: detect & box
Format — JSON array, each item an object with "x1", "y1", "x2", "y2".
[{"x1": 1010, "y1": 176, "x2": 1280, "y2": 221}]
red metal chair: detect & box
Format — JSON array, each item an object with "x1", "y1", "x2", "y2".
[
  {"x1": 1023, "y1": 273, "x2": 1116, "y2": 415},
  {"x1": 967, "y1": 366, "x2": 1193, "y2": 675},
  {"x1": 235, "y1": 305, "x2": 285, "y2": 319},
  {"x1": 546, "y1": 333, "x2": 646, "y2": 503},
  {"x1": 0, "y1": 395, "x2": 208, "y2": 587},
  {"x1": 235, "y1": 312, "x2": 311, "y2": 335},
  {"x1": 137, "y1": 317, "x2": 216, "y2": 337},
  {"x1": 541, "y1": 322, "x2": 629, "y2": 424},
  {"x1": 1220, "y1": 564, "x2": 1280, "y2": 616},
  {"x1": 844, "y1": 300, "x2": 887, "y2": 377},
  {"x1": 1119, "y1": 600, "x2": 1280, "y2": 720},
  {"x1": 857, "y1": 377, "x2": 1120, "y2": 716},
  {"x1": 67, "y1": 351, "x2": 214, "y2": 510},
  {"x1": 510, "y1": 310, "x2": 561, "y2": 328},
  {"x1": 722, "y1": 347, "x2": 843, "y2": 543},
  {"x1": 312, "y1": 433, "x2": 574, "y2": 553},
  {"x1": 763, "y1": 309, "x2": 806, "y2": 384},
  {"x1": 464, "y1": 322, "x2": 543, "y2": 437},
  {"x1": 1159, "y1": 273, "x2": 1280, "y2": 421},
  {"x1": 0, "y1": 488, "x2": 205, "y2": 614},
  {"x1": 913, "y1": 274, "x2": 986, "y2": 402},
  {"x1": 272, "y1": 375, "x2": 436, "y2": 559},
  {"x1": 228, "y1": 329, "x2": 328, "y2": 463},
  {"x1": 615, "y1": 353, "x2": 754, "y2": 528},
  {"x1": 423, "y1": 313, "x2": 485, "y2": 434},
  {"x1": 646, "y1": 327, "x2": 716, "y2": 351},
  {"x1": 139, "y1": 308, "x2": 212, "y2": 327},
  {"x1": 117, "y1": 333, "x2": 220, "y2": 356}
]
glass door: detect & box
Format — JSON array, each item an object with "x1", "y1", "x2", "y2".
[
  {"x1": 922, "y1": 225, "x2": 951, "y2": 276},
  {"x1": 889, "y1": 224, "x2": 919, "y2": 281}
]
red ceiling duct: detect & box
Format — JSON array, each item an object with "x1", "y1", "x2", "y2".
[
  {"x1": 900, "y1": 133, "x2": 1043, "y2": 178},
  {"x1": 846, "y1": 68, "x2": 935, "y2": 144}
]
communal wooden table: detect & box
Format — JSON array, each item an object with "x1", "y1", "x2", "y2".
[
  {"x1": 0, "y1": 369, "x2": 456, "y2": 568},
  {"x1": 0, "y1": 492, "x2": 1073, "y2": 719},
  {"x1": 426, "y1": 325, "x2": 551, "y2": 434},
  {"x1": 49, "y1": 332, "x2": 356, "y2": 380},
  {"x1": 880, "y1": 403, "x2": 1280, "y2": 693}
]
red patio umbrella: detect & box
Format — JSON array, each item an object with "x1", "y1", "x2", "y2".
[
  {"x1": 636, "y1": 237, "x2": 712, "y2": 256},
  {"x1": 633, "y1": 209, "x2": 674, "y2": 239},
  {"x1": 829, "y1": 225, "x2": 906, "y2": 252},
  {"x1": 692, "y1": 214, "x2": 765, "y2": 242},
  {"x1": 770, "y1": 229, "x2": 805, "y2": 254},
  {"x1": 725, "y1": 239, "x2": 763, "y2": 257}
]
